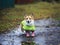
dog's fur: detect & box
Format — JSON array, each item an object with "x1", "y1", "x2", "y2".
[{"x1": 21, "y1": 14, "x2": 35, "y2": 32}]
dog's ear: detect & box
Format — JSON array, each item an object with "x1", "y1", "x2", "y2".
[
  {"x1": 29, "y1": 13, "x2": 34, "y2": 17},
  {"x1": 24, "y1": 13, "x2": 27, "y2": 18},
  {"x1": 31, "y1": 13, "x2": 34, "y2": 18},
  {"x1": 31, "y1": 13, "x2": 34, "y2": 16}
]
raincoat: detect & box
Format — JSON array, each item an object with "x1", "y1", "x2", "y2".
[{"x1": 21, "y1": 20, "x2": 35, "y2": 31}]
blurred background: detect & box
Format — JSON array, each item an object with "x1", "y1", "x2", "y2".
[{"x1": 0, "y1": 0, "x2": 60, "y2": 33}]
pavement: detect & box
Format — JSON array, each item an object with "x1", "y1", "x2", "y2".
[{"x1": 0, "y1": 18, "x2": 60, "y2": 45}]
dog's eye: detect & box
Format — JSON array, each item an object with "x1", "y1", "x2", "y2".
[
  {"x1": 29, "y1": 18, "x2": 31, "y2": 20},
  {"x1": 26, "y1": 18, "x2": 28, "y2": 19}
]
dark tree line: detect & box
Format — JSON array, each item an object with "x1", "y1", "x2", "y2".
[
  {"x1": 43, "y1": 0, "x2": 60, "y2": 2},
  {"x1": 34, "y1": 0, "x2": 60, "y2": 3}
]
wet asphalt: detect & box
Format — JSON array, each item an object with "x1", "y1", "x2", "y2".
[{"x1": 0, "y1": 19, "x2": 60, "y2": 45}]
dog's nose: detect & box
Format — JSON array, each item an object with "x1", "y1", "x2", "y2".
[{"x1": 27, "y1": 21, "x2": 30, "y2": 23}]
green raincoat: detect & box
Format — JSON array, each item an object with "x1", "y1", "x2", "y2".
[{"x1": 21, "y1": 20, "x2": 35, "y2": 31}]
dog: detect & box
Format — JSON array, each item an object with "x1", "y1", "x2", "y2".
[{"x1": 21, "y1": 13, "x2": 35, "y2": 37}]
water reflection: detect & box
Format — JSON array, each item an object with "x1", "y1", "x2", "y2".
[{"x1": 0, "y1": 19, "x2": 60, "y2": 45}]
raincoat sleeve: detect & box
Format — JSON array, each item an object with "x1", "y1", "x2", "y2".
[{"x1": 20, "y1": 21, "x2": 24, "y2": 31}]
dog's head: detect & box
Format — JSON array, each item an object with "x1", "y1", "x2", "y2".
[{"x1": 24, "y1": 13, "x2": 34, "y2": 24}]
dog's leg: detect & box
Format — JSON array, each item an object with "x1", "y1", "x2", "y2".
[{"x1": 20, "y1": 24, "x2": 24, "y2": 32}]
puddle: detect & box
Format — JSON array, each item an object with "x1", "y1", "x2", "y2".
[{"x1": 0, "y1": 19, "x2": 60, "y2": 45}]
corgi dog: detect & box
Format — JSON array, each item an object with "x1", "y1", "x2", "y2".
[{"x1": 21, "y1": 13, "x2": 35, "y2": 37}]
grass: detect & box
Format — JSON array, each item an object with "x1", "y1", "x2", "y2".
[
  {"x1": 21, "y1": 41, "x2": 35, "y2": 45},
  {"x1": 0, "y1": 2, "x2": 60, "y2": 33}
]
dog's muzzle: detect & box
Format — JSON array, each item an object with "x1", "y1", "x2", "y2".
[{"x1": 26, "y1": 20, "x2": 31, "y2": 24}]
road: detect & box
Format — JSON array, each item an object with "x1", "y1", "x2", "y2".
[{"x1": 0, "y1": 18, "x2": 60, "y2": 45}]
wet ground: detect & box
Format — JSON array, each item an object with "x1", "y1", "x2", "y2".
[{"x1": 0, "y1": 19, "x2": 60, "y2": 45}]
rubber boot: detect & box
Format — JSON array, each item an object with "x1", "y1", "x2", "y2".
[
  {"x1": 26, "y1": 33, "x2": 30, "y2": 37},
  {"x1": 31, "y1": 32, "x2": 35, "y2": 37}
]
